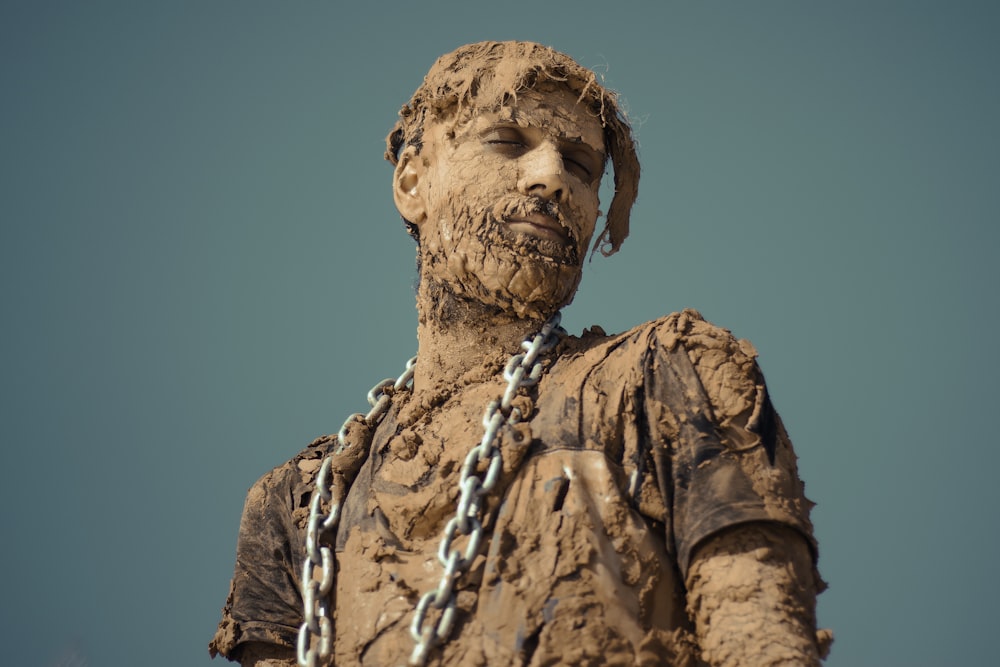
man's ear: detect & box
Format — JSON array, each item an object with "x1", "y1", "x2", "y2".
[{"x1": 393, "y1": 146, "x2": 428, "y2": 226}]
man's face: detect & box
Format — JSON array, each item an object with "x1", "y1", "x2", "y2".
[{"x1": 400, "y1": 84, "x2": 606, "y2": 319}]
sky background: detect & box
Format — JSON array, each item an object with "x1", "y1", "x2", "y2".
[{"x1": 2, "y1": 1, "x2": 998, "y2": 665}]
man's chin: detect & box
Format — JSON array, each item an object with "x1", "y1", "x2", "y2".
[
  {"x1": 424, "y1": 273, "x2": 575, "y2": 323},
  {"x1": 483, "y1": 259, "x2": 582, "y2": 319}
]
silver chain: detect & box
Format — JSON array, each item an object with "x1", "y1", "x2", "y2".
[
  {"x1": 297, "y1": 356, "x2": 417, "y2": 667},
  {"x1": 296, "y1": 311, "x2": 565, "y2": 667},
  {"x1": 408, "y1": 311, "x2": 565, "y2": 666}
]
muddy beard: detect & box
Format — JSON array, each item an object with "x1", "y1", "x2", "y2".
[
  {"x1": 421, "y1": 277, "x2": 512, "y2": 328},
  {"x1": 419, "y1": 195, "x2": 587, "y2": 320},
  {"x1": 489, "y1": 195, "x2": 580, "y2": 266}
]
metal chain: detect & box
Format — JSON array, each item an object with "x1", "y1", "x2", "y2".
[
  {"x1": 297, "y1": 356, "x2": 417, "y2": 667},
  {"x1": 408, "y1": 311, "x2": 566, "y2": 666}
]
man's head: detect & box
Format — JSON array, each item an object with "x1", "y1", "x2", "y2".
[{"x1": 387, "y1": 41, "x2": 639, "y2": 319}]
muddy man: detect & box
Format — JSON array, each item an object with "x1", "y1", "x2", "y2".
[{"x1": 210, "y1": 41, "x2": 831, "y2": 667}]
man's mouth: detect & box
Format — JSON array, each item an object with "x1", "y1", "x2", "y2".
[{"x1": 505, "y1": 213, "x2": 570, "y2": 245}]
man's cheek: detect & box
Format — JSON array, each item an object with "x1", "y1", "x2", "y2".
[{"x1": 567, "y1": 201, "x2": 599, "y2": 252}]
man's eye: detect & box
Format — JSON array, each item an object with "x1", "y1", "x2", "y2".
[
  {"x1": 563, "y1": 151, "x2": 600, "y2": 181},
  {"x1": 564, "y1": 156, "x2": 592, "y2": 179},
  {"x1": 483, "y1": 129, "x2": 526, "y2": 147}
]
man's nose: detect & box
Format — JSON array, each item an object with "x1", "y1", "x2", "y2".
[{"x1": 517, "y1": 143, "x2": 568, "y2": 203}]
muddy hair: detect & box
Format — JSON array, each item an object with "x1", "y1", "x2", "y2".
[{"x1": 386, "y1": 41, "x2": 640, "y2": 257}]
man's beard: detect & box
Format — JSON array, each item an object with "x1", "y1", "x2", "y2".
[
  {"x1": 489, "y1": 195, "x2": 580, "y2": 266},
  {"x1": 420, "y1": 195, "x2": 587, "y2": 320}
]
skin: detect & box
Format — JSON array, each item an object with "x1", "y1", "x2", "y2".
[
  {"x1": 394, "y1": 85, "x2": 604, "y2": 320},
  {"x1": 393, "y1": 85, "x2": 608, "y2": 411},
  {"x1": 240, "y1": 82, "x2": 823, "y2": 666},
  {"x1": 687, "y1": 525, "x2": 824, "y2": 666},
  {"x1": 237, "y1": 642, "x2": 295, "y2": 667}
]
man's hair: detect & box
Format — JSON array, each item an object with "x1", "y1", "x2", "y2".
[{"x1": 385, "y1": 41, "x2": 639, "y2": 256}]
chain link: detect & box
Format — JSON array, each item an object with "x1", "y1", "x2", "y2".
[
  {"x1": 408, "y1": 312, "x2": 565, "y2": 666},
  {"x1": 297, "y1": 356, "x2": 416, "y2": 667},
  {"x1": 296, "y1": 312, "x2": 565, "y2": 667}
]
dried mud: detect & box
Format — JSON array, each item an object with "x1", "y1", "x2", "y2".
[
  {"x1": 213, "y1": 41, "x2": 827, "y2": 666},
  {"x1": 322, "y1": 312, "x2": 825, "y2": 666}
]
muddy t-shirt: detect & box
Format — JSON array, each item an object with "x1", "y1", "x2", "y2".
[{"x1": 210, "y1": 310, "x2": 817, "y2": 665}]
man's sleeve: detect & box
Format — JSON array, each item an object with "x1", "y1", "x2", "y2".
[
  {"x1": 643, "y1": 309, "x2": 818, "y2": 577},
  {"x1": 210, "y1": 462, "x2": 308, "y2": 661}
]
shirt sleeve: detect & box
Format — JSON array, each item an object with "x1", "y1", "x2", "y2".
[
  {"x1": 643, "y1": 309, "x2": 818, "y2": 576},
  {"x1": 210, "y1": 448, "x2": 322, "y2": 661}
]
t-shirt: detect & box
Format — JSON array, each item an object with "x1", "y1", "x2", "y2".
[{"x1": 210, "y1": 310, "x2": 818, "y2": 666}]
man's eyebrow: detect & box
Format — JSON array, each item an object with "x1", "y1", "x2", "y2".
[
  {"x1": 480, "y1": 120, "x2": 521, "y2": 130},
  {"x1": 561, "y1": 135, "x2": 602, "y2": 147},
  {"x1": 560, "y1": 137, "x2": 606, "y2": 159}
]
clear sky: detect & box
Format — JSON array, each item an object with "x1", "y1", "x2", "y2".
[{"x1": 2, "y1": 2, "x2": 998, "y2": 665}]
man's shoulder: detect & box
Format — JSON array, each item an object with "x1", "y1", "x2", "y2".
[
  {"x1": 564, "y1": 308, "x2": 757, "y2": 362},
  {"x1": 554, "y1": 309, "x2": 766, "y2": 409},
  {"x1": 250, "y1": 433, "x2": 337, "y2": 484},
  {"x1": 651, "y1": 308, "x2": 760, "y2": 363},
  {"x1": 242, "y1": 434, "x2": 339, "y2": 516}
]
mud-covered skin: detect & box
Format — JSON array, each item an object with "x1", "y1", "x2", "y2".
[
  {"x1": 687, "y1": 524, "x2": 831, "y2": 666},
  {"x1": 386, "y1": 41, "x2": 639, "y2": 257},
  {"x1": 396, "y1": 85, "x2": 604, "y2": 320},
  {"x1": 212, "y1": 41, "x2": 827, "y2": 667},
  {"x1": 235, "y1": 642, "x2": 296, "y2": 667},
  {"x1": 211, "y1": 310, "x2": 825, "y2": 666}
]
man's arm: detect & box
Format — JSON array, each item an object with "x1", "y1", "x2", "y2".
[
  {"x1": 687, "y1": 523, "x2": 831, "y2": 667},
  {"x1": 644, "y1": 310, "x2": 831, "y2": 663},
  {"x1": 237, "y1": 642, "x2": 297, "y2": 667},
  {"x1": 211, "y1": 453, "x2": 320, "y2": 663}
]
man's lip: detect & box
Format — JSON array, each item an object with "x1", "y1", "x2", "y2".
[{"x1": 506, "y1": 214, "x2": 570, "y2": 244}]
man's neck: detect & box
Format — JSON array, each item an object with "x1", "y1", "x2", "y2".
[{"x1": 411, "y1": 278, "x2": 550, "y2": 410}]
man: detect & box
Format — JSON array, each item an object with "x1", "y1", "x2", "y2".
[{"x1": 211, "y1": 41, "x2": 830, "y2": 666}]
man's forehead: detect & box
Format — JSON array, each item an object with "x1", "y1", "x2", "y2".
[{"x1": 451, "y1": 87, "x2": 606, "y2": 150}]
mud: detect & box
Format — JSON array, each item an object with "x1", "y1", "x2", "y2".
[
  {"x1": 322, "y1": 312, "x2": 824, "y2": 666},
  {"x1": 396, "y1": 84, "x2": 605, "y2": 321},
  {"x1": 386, "y1": 41, "x2": 639, "y2": 257},
  {"x1": 213, "y1": 41, "x2": 827, "y2": 667},
  {"x1": 687, "y1": 524, "x2": 830, "y2": 666},
  {"x1": 236, "y1": 642, "x2": 297, "y2": 667}
]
